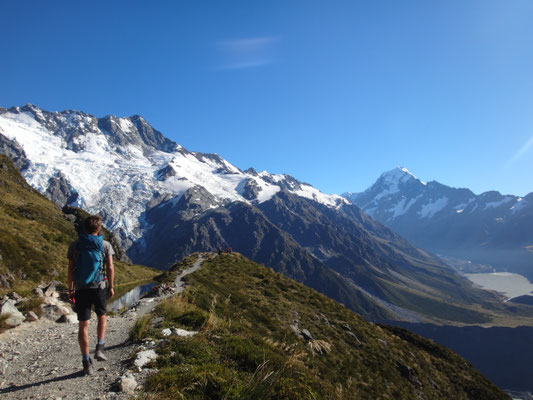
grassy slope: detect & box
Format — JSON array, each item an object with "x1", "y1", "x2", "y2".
[
  {"x1": 0, "y1": 155, "x2": 159, "y2": 297},
  {"x1": 136, "y1": 253, "x2": 508, "y2": 400}
]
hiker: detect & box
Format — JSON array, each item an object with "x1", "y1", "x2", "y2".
[{"x1": 67, "y1": 215, "x2": 115, "y2": 375}]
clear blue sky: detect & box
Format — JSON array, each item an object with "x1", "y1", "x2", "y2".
[{"x1": 1, "y1": 0, "x2": 533, "y2": 196}]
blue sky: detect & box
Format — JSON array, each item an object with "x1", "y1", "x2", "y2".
[{"x1": 1, "y1": 0, "x2": 533, "y2": 196}]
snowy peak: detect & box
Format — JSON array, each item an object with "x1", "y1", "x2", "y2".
[
  {"x1": 379, "y1": 166, "x2": 426, "y2": 186},
  {"x1": 0, "y1": 104, "x2": 348, "y2": 250},
  {"x1": 344, "y1": 167, "x2": 531, "y2": 225}
]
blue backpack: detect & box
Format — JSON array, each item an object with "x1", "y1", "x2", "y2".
[{"x1": 74, "y1": 234, "x2": 105, "y2": 286}]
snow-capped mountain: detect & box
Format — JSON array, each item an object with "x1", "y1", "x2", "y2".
[
  {"x1": 0, "y1": 105, "x2": 514, "y2": 324},
  {"x1": 0, "y1": 104, "x2": 346, "y2": 250},
  {"x1": 344, "y1": 167, "x2": 533, "y2": 279}
]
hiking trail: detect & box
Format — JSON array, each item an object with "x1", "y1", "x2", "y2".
[{"x1": 0, "y1": 255, "x2": 207, "y2": 399}]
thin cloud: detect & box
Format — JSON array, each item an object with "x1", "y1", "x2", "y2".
[
  {"x1": 215, "y1": 37, "x2": 279, "y2": 70},
  {"x1": 508, "y1": 134, "x2": 533, "y2": 165}
]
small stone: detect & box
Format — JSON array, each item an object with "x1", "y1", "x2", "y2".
[
  {"x1": 301, "y1": 329, "x2": 314, "y2": 341},
  {"x1": 0, "y1": 358, "x2": 8, "y2": 375},
  {"x1": 98, "y1": 367, "x2": 107, "y2": 371},
  {"x1": 161, "y1": 328, "x2": 172, "y2": 336},
  {"x1": 25, "y1": 311, "x2": 39, "y2": 322}
]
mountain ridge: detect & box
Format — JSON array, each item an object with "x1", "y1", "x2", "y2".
[
  {"x1": 2, "y1": 104, "x2": 531, "y2": 325},
  {"x1": 343, "y1": 167, "x2": 533, "y2": 280}
]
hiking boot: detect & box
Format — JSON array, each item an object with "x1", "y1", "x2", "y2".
[
  {"x1": 82, "y1": 357, "x2": 94, "y2": 375},
  {"x1": 94, "y1": 343, "x2": 108, "y2": 361}
]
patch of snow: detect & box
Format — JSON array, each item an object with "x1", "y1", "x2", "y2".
[
  {"x1": 510, "y1": 197, "x2": 527, "y2": 214},
  {"x1": 118, "y1": 118, "x2": 134, "y2": 132},
  {"x1": 254, "y1": 179, "x2": 281, "y2": 203},
  {"x1": 418, "y1": 197, "x2": 448, "y2": 218},
  {"x1": 484, "y1": 196, "x2": 514, "y2": 210},
  {"x1": 387, "y1": 194, "x2": 421, "y2": 218},
  {"x1": 292, "y1": 183, "x2": 348, "y2": 208}
]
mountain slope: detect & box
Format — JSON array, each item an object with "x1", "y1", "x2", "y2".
[
  {"x1": 1, "y1": 105, "x2": 529, "y2": 325},
  {"x1": 344, "y1": 167, "x2": 533, "y2": 280},
  {"x1": 137, "y1": 253, "x2": 509, "y2": 400},
  {"x1": 0, "y1": 155, "x2": 158, "y2": 296}
]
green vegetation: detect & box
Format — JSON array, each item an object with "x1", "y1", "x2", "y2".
[
  {"x1": 0, "y1": 155, "x2": 159, "y2": 297},
  {"x1": 136, "y1": 253, "x2": 508, "y2": 400}
]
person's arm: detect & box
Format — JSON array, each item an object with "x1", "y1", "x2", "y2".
[
  {"x1": 106, "y1": 255, "x2": 114, "y2": 298},
  {"x1": 67, "y1": 259, "x2": 75, "y2": 299}
]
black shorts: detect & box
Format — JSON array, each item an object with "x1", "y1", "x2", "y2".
[{"x1": 74, "y1": 288, "x2": 108, "y2": 321}]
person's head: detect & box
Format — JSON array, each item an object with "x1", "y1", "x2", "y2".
[{"x1": 83, "y1": 215, "x2": 102, "y2": 235}]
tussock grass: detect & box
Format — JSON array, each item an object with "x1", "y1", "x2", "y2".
[
  {"x1": 129, "y1": 315, "x2": 153, "y2": 342},
  {"x1": 139, "y1": 253, "x2": 509, "y2": 400}
]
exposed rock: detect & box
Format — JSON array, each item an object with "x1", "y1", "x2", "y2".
[
  {"x1": 241, "y1": 178, "x2": 261, "y2": 200},
  {"x1": 161, "y1": 328, "x2": 172, "y2": 336},
  {"x1": 0, "y1": 133, "x2": 30, "y2": 171},
  {"x1": 0, "y1": 300, "x2": 25, "y2": 327},
  {"x1": 172, "y1": 328, "x2": 197, "y2": 337},
  {"x1": 25, "y1": 311, "x2": 39, "y2": 322},
  {"x1": 0, "y1": 272, "x2": 15, "y2": 288},
  {"x1": 397, "y1": 363, "x2": 423, "y2": 388},
  {"x1": 119, "y1": 375, "x2": 137, "y2": 395},
  {"x1": 40, "y1": 304, "x2": 72, "y2": 321},
  {"x1": 44, "y1": 172, "x2": 78, "y2": 207},
  {"x1": 55, "y1": 314, "x2": 77, "y2": 324},
  {"x1": 134, "y1": 349, "x2": 157, "y2": 370},
  {"x1": 346, "y1": 331, "x2": 362, "y2": 345},
  {"x1": 301, "y1": 329, "x2": 314, "y2": 341},
  {"x1": 8, "y1": 292, "x2": 22, "y2": 301},
  {"x1": 33, "y1": 287, "x2": 44, "y2": 298},
  {"x1": 43, "y1": 281, "x2": 61, "y2": 298}
]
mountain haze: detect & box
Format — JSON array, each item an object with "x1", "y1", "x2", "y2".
[{"x1": 344, "y1": 167, "x2": 533, "y2": 280}]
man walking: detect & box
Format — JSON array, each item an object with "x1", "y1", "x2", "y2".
[{"x1": 67, "y1": 215, "x2": 115, "y2": 375}]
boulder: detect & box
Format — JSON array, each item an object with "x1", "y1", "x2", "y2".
[
  {"x1": 43, "y1": 281, "x2": 61, "y2": 298},
  {"x1": 40, "y1": 304, "x2": 72, "y2": 321},
  {"x1": 0, "y1": 300, "x2": 25, "y2": 327},
  {"x1": 119, "y1": 375, "x2": 137, "y2": 395},
  {"x1": 25, "y1": 311, "x2": 39, "y2": 322},
  {"x1": 134, "y1": 349, "x2": 157, "y2": 370}
]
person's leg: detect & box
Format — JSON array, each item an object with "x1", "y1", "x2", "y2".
[
  {"x1": 94, "y1": 288, "x2": 109, "y2": 361},
  {"x1": 78, "y1": 320, "x2": 90, "y2": 355},
  {"x1": 75, "y1": 290, "x2": 94, "y2": 375},
  {"x1": 97, "y1": 314, "x2": 107, "y2": 343}
]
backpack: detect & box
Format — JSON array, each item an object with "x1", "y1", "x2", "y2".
[{"x1": 74, "y1": 234, "x2": 105, "y2": 287}]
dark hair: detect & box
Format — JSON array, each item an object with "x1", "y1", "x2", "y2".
[{"x1": 83, "y1": 215, "x2": 102, "y2": 234}]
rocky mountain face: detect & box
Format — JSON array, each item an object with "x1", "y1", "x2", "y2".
[
  {"x1": 0, "y1": 105, "x2": 523, "y2": 323},
  {"x1": 344, "y1": 167, "x2": 533, "y2": 280}
]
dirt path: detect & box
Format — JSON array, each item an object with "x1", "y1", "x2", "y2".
[{"x1": 0, "y1": 255, "x2": 206, "y2": 400}]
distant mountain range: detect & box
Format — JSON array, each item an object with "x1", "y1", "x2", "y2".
[
  {"x1": 343, "y1": 167, "x2": 533, "y2": 280},
  {"x1": 1, "y1": 104, "x2": 529, "y2": 324}
]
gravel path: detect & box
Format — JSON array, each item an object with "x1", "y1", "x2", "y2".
[{"x1": 0, "y1": 256, "x2": 206, "y2": 400}]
